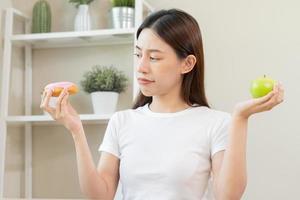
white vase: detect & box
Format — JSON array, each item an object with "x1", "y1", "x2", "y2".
[
  {"x1": 91, "y1": 91, "x2": 119, "y2": 115},
  {"x1": 74, "y1": 5, "x2": 91, "y2": 31}
]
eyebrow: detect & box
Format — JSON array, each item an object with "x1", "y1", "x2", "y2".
[{"x1": 135, "y1": 45, "x2": 164, "y2": 53}]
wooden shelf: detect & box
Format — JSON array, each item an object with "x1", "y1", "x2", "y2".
[
  {"x1": 11, "y1": 28, "x2": 136, "y2": 49},
  {"x1": 6, "y1": 114, "x2": 112, "y2": 125}
]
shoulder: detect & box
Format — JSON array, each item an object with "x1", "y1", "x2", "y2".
[
  {"x1": 199, "y1": 107, "x2": 232, "y2": 127},
  {"x1": 195, "y1": 106, "x2": 231, "y2": 120},
  {"x1": 206, "y1": 107, "x2": 231, "y2": 120},
  {"x1": 109, "y1": 107, "x2": 142, "y2": 124}
]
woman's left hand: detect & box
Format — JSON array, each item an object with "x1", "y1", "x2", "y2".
[{"x1": 233, "y1": 83, "x2": 284, "y2": 120}]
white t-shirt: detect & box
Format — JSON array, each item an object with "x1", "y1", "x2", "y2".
[{"x1": 98, "y1": 103, "x2": 232, "y2": 200}]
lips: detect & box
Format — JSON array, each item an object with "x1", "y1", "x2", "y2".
[{"x1": 137, "y1": 78, "x2": 155, "y2": 84}]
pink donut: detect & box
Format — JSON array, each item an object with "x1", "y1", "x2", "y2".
[{"x1": 44, "y1": 81, "x2": 78, "y2": 97}]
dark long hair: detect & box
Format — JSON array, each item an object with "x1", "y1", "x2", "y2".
[{"x1": 132, "y1": 9, "x2": 210, "y2": 109}]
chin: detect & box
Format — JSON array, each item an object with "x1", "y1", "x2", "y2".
[{"x1": 140, "y1": 88, "x2": 154, "y2": 97}]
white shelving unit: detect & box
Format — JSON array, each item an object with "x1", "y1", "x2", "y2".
[
  {"x1": 11, "y1": 28, "x2": 136, "y2": 49},
  {"x1": 0, "y1": 1, "x2": 154, "y2": 199},
  {"x1": 6, "y1": 114, "x2": 112, "y2": 125}
]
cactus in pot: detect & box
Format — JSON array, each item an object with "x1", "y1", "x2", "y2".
[{"x1": 32, "y1": 0, "x2": 52, "y2": 33}]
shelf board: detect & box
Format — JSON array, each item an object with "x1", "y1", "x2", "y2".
[
  {"x1": 11, "y1": 28, "x2": 136, "y2": 49},
  {"x1": 6, "y1": 114, "x2": 112, "y2": 125},
  {"x1": 4, "y1": 199, "x2": 86, "y2": 200}
]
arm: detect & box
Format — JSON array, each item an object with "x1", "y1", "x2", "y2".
[
  {"x1": 41, "y1": 88, "x2": 120, "y2": 199},
  {"x1": 212, "y1": 83, "x2": 284, "y2": 200},
  {"x1": 212, "y1": 117, "x2": 248, "y2": 200},
  {"x1": 72, "y1": 127, "x2": 120, "y2": 200}
]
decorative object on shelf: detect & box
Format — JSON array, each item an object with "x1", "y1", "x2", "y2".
[
  {"x1": 32, "y1": 0, "x2": 52, "y2": 33},
  {"x1": 110, "y1": 0, "x2": 135, "y2": 29},
  {"x1": 80, "y1": 65, "x2": 128, "y2": 114},
  {"x1": 69, "y1": 0, "x2": 95, "y2": 31}
]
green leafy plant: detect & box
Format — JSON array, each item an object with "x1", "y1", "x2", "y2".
[
  {"x1": 111, "y1": 0, "x2": 135, "y2": 7},
  {"x1": 80, "y1": 65, "x2": 128, "y2": 93},
  {"x1": 69, "y1": 0, "x2": 95, "y2": 8}
]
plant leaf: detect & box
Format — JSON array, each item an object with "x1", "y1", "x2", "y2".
[{"x1": 80, "y1": 65, "x2": 128, "y2": 93}]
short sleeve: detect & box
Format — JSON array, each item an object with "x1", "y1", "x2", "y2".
[
  {"x1": 210, "y1": 113, "x2": 232, "y2": 158},
  {"x1": 98, "y1": 113, "x2": 121, "y2": 159}
]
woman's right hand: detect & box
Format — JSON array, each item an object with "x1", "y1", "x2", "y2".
[{"x1": 40, "y1": 88, "x2": 83, "y2": 134}]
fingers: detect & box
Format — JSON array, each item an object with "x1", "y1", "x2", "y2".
[
  {"x1": 61, "y1": 90, "x2": 70, "y2": 113},
  {"x1": 55, "y1": 88, "x2": 68, "y2": 118},
  {"x1": 40, "y1": 89, "x2": 55, "y2": 115},
  {"x1": 257, "y1": 82, "x2": 284, "y2": 111},
  {"x1": 277, "y1": 82, "x2": 284, "y2": 103},
  {"x1": 252, "y1": 89, "x2": 275, "y2": 105},
  {"x1": 40, "y1": 87, "x2": 71, "y2": 121},
  {"x1": 272, "y1": 82, "x2": 284, "y2": 104}
]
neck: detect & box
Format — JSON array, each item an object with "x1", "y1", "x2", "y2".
[{"x1": 149, "y1": 95, "x2": 190, "y2": 113}]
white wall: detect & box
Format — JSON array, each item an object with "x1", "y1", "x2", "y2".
[
  {"x1": 149, "y1": 1, "x2": 300, "y2": 199},
  {"x1": 3, "y1": 0, "x2": 300, "y2": 199}
]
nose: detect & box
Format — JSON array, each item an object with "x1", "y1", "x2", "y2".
[{"x1": 136, "y1": 56, "x2": 150, "y2": 74}]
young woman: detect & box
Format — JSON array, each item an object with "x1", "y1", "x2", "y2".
[{"x1": 41, "y1": 9, "x2": 284, "y2": 200}]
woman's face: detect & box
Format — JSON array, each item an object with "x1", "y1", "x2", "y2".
[{"x1": 135, "y1": 28, "x2": 184, "y2": 97}]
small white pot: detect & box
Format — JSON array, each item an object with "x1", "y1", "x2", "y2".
[
  {"x1": 74, "y1": 5, "x2": 91, "y2": 31},
  {"x1": 91, "y1": 91, "x2": 119, "y2": 115}
]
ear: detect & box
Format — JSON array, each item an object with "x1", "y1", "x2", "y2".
[{"x1": 180, "y1": 55, "x2": 197, "y2": 74}]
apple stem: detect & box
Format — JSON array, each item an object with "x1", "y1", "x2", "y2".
[{"x1": 264, "y1": 74, "x2": 266, "y2": 78}]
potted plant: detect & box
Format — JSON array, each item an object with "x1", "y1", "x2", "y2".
[
  {"x1": 80, "y1": 65, "x2": 128, "y2": 114},
  {"x1": 32, "y1": 0, "x2": 52, "y2": 33},
  {"x1": 110, "y1": 0, "x2": 135, "y2": 29},
  {"x1": 68, "y1": 0, "x2": 95, "y2": 31}
]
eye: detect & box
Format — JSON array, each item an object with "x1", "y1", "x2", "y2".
[
  {"x1": 133, "y1": 53, "x2": 142, "y2": 58},
  {"x1": 150, "y1": 57, "x2": 159, "y2": 61}
]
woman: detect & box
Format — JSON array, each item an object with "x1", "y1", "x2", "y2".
[{"x1": 41, "y1": 9, "x2": 284, "y2": 200}]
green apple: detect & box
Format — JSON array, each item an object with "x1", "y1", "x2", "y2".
[{"x1": 250, "y1": 75, "x2": 276, "y2": 98}]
